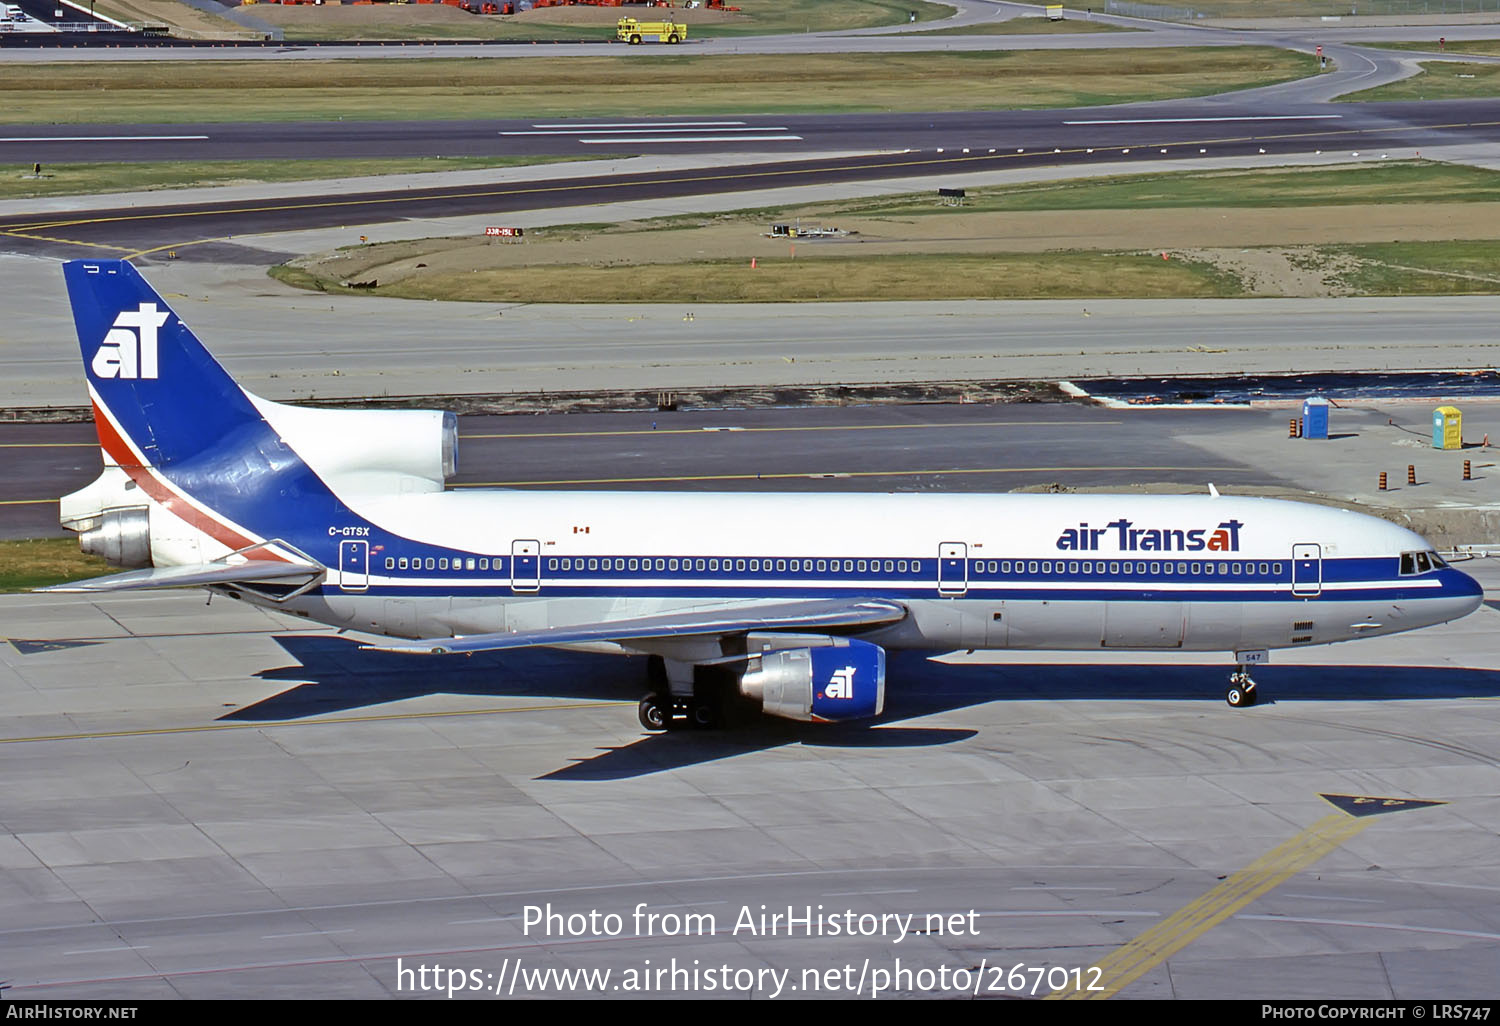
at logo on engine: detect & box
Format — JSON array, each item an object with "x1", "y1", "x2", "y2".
[{"x1": 826, "y1": 665, "x2": 857, "y2": 699}]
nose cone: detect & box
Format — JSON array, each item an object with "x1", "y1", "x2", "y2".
[{"x1": 1443, "y1": 567, "x2": 1485, "y2": 621}]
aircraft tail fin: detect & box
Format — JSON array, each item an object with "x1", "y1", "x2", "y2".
[{"x1": 63, "y1": 259, "x2": 264, "y2": 469}]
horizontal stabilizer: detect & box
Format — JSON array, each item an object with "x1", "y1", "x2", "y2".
[
  {"x1": 369, "y1": 598, "x2": 908, "y2": 656},
  {"x1": 38, "y1": 559, "x2": 324, "y2": 594}
]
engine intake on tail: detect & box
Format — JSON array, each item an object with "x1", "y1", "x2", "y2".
[{"x1": 738, "y1": 637, "x2": 886, "y2": 722}]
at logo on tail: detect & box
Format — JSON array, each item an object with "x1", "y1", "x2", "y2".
[{"x1": 92, "y1": 303, "x2": 170, "y2": 380}]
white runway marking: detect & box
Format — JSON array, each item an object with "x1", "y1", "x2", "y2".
[
  {"x1": 502, "y1": 126, "x2": 784, "y2": 136},
  {"x1": 527, "y1": 121, "x2": 748, "y2": 129},
  {"x1": 581, "y1": 135, "x2": 803, "y2": 144},
  {"x1": 1062, "y1": 116, "x2": 1343, "y2": 125},
  {"x1": 0, "y1": 135, "x2": 211, "y2": 142}
]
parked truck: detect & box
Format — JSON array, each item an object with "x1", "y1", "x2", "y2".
[{"x1": 617, "y1": 16, "x2": 685, "y2": 43}]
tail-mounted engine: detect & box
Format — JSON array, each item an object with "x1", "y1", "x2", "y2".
[
  {"x1": 738, "y1": 637, "x2": 886, "y2": 723},
  {"x1": 72, "y1": 505, "x2": 152, "y2": 568}
]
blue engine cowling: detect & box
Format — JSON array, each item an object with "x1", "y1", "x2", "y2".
[{"x1": 738, "y1": 638, "x2": 886, "y2": 723}]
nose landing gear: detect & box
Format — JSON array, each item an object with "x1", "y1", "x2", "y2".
[{"x1": 1226, "y1": 667, "x2": 1259, "y2": 707}]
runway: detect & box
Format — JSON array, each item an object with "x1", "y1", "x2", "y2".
[{"x1": 3, "y1": 100, "x2": 1498, "y2": 261}]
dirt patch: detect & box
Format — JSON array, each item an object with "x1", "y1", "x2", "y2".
[
  {"x1": 294, "y1": 202, "x2": 1500, "y2": 299},
  {"x1": 1176, "y1": 246, "x2": 1367, "y2": 297}
]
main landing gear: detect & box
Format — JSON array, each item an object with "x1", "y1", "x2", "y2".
[
  {"x1": 638, "y1": 655, "x2": 733, "y2": 731},
  {"x1": 1226, "y1": 666, "x2": 1259, "y2": 708},
  {"x1": 637, "y1": 693, "x2": 721, "y2": 731}
]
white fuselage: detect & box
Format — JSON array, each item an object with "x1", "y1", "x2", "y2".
[{"x1": 217, "y1": 489, "x2": 1479, "y2": 660}]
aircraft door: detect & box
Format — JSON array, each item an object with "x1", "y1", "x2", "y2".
[
  {"x1": 511, "y1": 539, "x2": 540, "y2": 593},
  {"x1": 1292, "y1": 543, "x2": 1322, "y2": 597},
  {"x1": 938, "y1": 542, "x2": 968, "y2": 596},
  {"x1": 338, "y1": 540, "x2": 368, "y2": 592}
]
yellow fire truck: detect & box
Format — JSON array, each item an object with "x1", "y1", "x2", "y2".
[{"x1": 617, "y1": 17, "x2": 686, "y2": 44}]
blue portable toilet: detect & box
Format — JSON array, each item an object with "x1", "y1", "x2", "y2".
[
  {"x1": 1433, "y1": 406, "x2": 1462, "y2": 450},
  {"x1": 1302, "y1": 397, "x2": 1330, "y2": 439}
]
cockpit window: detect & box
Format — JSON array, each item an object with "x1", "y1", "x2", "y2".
[{"x1": 1400, "y1": 550, "x2": 1445, "y2": 575}]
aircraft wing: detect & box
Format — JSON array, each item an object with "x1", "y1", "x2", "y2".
[
  {"x1": 37, "y1": 559, "x2": 325, "y2": 593},
  {"x1": 368, "y1": 597, "x2": 908, "y2": 655}
]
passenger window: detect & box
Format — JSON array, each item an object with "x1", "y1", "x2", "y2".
[
  {"x1": 562, "y1": 558, "x2": 571, "y2": 571},
  {"x1": 668, "y1": 558, "x2": 678, "y2": 571},
  {"x1": 653, "y1": 558, "x2": 664, "y2": 571},
  {"x1": 465, "y1": 558, "x2": 475, "y2": 570},
  {"x1": 385, "y1": 557, "x2": 394, "y2": 570},
  {"x1": 1177, "y1": 562, "x2": 1186, "y2": 574},
  {"x1": 855, "y1": 560, "x2": 865, "y2": 572},
  {"x1": 898, "y1": 560, "x2": 908, "y2": 573},
  {"x1": 1000, "y1": 561, "x2": 1011, "y2": 573},
  {"x1": 736, "y1": 559, "x2": 746, "y2": 572},
  {"x1": 1109, "y1": 562, "x2": 1119, "y2": 574},
  {"x1": 629, "y1": 558, "x2": 638, "y2": 571},
  {"x1": 1150, "y1": 562, "x2": 1160, "y2": 574},
  {"x1": 777, "y1": 559, "x2": 786, "y2": 572},
  {"x1": 425, "y1": 558, "x2": 435, "y2": 570},
  {"x1": 709, "y1": 558, "x2": 718, "y2": 571},
  {"x1": 1258, "y1": 562, "x2": 1268, "y2": 575},
  {"x1": 749, "y1": 559, "x2": 759, "y2": 572},
  {"x1": 1041, "y1": 561, "x2": 1052, "y2": 574},
  {"x1": 1273, "y1": 562, "x2": 1281, "y2": 575},
  {"x1": 696, "y1": 558, "x2": 706, "y2": 571},
  {"x1": 817, "y1": 560, "x2": 826, "y2": 572},
  {"x1": 398, "y1": 557, "x2": 408, "y2": 570}
]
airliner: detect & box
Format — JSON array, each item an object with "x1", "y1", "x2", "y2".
[{"x1": 47, "y1": 260, "x2": 1483, "y2": 728}]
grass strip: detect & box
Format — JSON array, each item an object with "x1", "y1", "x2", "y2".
[
  {"x1": 1, "y1": 47, "x2": 1316, "y2": 123},
  {"x1": 0, "y1": 538, "x2": 108, "y2": 594},
  {"x1": 1340, "y1": 62, "x2": 1500, "y2": 102},
  {"x1": 279, "y1": 249, "x2": 1248, "y2": 303},
  {"x1": 1324, "y1": 240, "x2": 1500, "y2": 295}
]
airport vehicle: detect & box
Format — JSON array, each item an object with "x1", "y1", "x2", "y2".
[
  {"x1": 50, "y1": 260, "x2": 1482, "y2": 729},
  {"x1": 616, "y1": 16, "x2": 684, "y2": 43}
]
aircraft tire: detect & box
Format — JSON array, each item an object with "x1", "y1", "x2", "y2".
[{"x1": 639, "y1": 695, "x2": 668, "y2": 730}]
